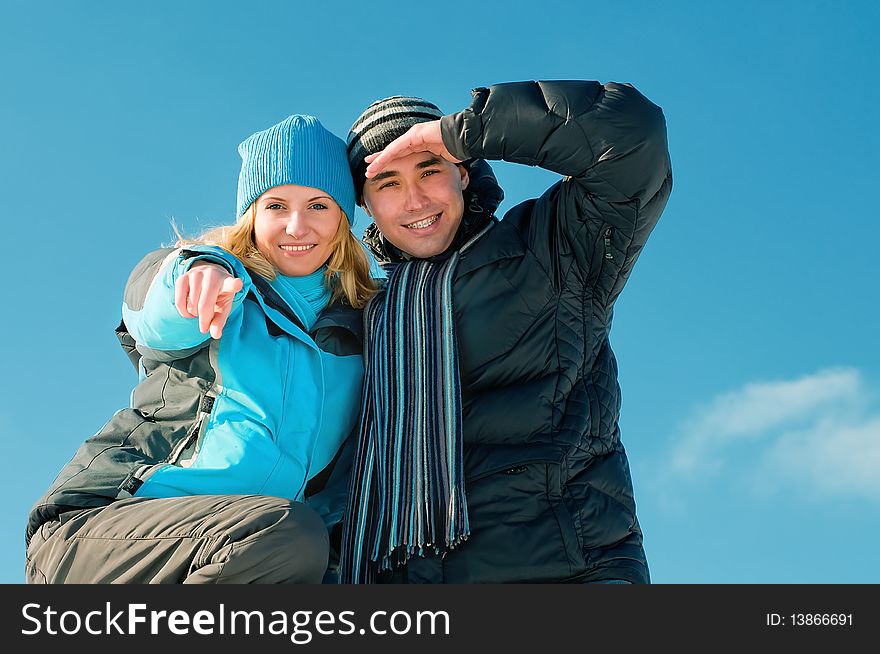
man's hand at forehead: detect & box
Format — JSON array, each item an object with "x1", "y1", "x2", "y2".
[{"x1": 364, "y1": 121, "x2": 462, "y2": 179}]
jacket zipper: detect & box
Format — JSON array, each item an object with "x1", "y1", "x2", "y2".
[
  {"x1": 169, "y1": 394, "x2": 215, "y2": 467},
  {"x1": 465, "y1": 459, "x2": 553, "y2": 487},
  {"x1": 118, "y1": 394, "x2": 216, "y2": 498}
]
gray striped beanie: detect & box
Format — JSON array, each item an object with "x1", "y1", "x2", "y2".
[
  {"x1": 236, "y1": 114, "x2": 355, "y2": 219},
  {"x1": 346, "y1": 96, "x2": 444, "y2": 200}
]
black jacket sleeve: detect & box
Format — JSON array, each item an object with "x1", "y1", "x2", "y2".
[{"x1": 440, "y1": 80, "x2": 672, "y2": 307}]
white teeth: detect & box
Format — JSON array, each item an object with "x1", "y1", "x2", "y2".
[
  {"x1": 280, "y1": 244, "x2": 316, "y2": 251},
  {"x1": 405, "y1": 214, "x2": 439, "y2": 229}
]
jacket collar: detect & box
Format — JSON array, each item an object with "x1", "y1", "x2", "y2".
[
  {"x1": 250, "y1": 274, "x2": 362, "y2": 345},
  {"x1": 312, "y1": 300, "x2": 363, "y2": 342}
]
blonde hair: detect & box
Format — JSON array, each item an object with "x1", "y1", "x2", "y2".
[{"x1": 177, "y1": 205, "x2": 377, "y2": 309}]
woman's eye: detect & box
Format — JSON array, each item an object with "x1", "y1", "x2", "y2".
[
  {"x1": 309, "y1": 203, "x2": 328, "y2": 211},
  {"x1": 266, "y1": 203, "x2": 284, "y2": 210}
]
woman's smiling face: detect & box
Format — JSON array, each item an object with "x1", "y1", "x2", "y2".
[{"x1": 253, "y1": 184, "x2": 343, "y2": 276}]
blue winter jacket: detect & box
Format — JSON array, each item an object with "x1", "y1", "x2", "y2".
[
  {"x1": 26, "y1": 245, "x2": 364, "y2": 543},
  {"x1": 124, "y1": 244, "x2": 363, "y2": 505}
]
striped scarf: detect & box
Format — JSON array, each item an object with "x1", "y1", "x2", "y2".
[{"x1": 338, "y1": 226, "x2": 489, "y2": 583}]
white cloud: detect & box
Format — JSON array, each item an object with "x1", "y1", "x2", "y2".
[
  {"x1": 664, "y1": 367, "x2": 880, "y2": 501},
  {"x1": 757, "y1": 415, "x2": 880, "y2": 500}
]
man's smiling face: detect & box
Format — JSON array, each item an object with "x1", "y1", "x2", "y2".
[{"x1": 361, "y1": 152, "x2": 469, "y2": 259}]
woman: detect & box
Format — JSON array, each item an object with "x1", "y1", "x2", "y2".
[{"x1": 25, "y1": 114, "x2": 376, "y2": 583}]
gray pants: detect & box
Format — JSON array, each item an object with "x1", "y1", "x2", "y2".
[{"x1": 25, "y1": 495, "x2": 329, "y2": 584}]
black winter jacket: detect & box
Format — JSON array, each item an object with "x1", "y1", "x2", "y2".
[{"x1": 368, "y1": 80, "x2": 672, "y2": 583}]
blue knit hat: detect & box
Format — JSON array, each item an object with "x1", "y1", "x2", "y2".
[{"x1": 236, "y1": 114, "x2": 355, "y2": 219}]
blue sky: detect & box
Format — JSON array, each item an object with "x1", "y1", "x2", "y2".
[{"x1": 1, "y1": 1, "x2": 877, "y2": 583}]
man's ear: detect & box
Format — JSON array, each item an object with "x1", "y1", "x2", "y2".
[{"x1": 457, "y1": 163, "x2": 470, "y2": 191}]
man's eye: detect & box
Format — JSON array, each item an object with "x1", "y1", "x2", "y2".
[
  {"x1": 309, "y1": 203, "x2": 328, "y2": 211},
  {"x1": 422, "y1": 169, "x2": 439, "y2": 178},
  {"x1": 378, "y1": 181, "x2": 398, "y2": 190}
]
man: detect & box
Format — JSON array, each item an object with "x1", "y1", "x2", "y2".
[{"x1": 339, "y1": 80, "x2": 672, "y2": 583}]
